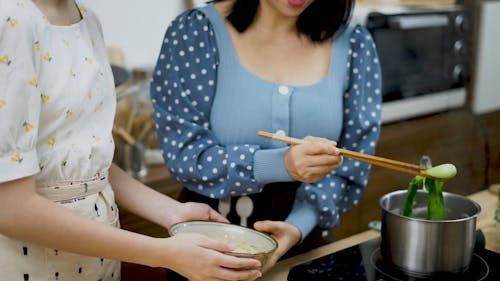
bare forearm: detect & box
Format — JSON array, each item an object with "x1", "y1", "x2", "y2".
[
  {"x1": 109, "y1": 164, "x2": 179, "y2": 228},
  {"x1": 0, "y1": 177, "x2": 165, "y2": 268}
]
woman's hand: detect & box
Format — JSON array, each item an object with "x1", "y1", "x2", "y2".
[
  {"x1": 284, "y1": 136, "x2": 342, "y2": 183},
  {"x1": 164, "y1": 233, "x2": 262, "y2": 281},
  {"x1": 253, "y1": 220, "x2": 301, "y2": 273},
  {"x1": 167, "y1": 202, "x2": 229, "y2": 229}
]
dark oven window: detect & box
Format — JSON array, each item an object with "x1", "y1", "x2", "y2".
[{"x1": 367, "y1": 10, "x2": 468, "y2": 103}]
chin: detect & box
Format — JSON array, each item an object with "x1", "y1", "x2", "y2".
[{"x1": 283, "y1": 0, "x2": 313, "y2": 15}]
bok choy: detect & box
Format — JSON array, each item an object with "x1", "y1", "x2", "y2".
[{"x1": 402, "y1": 164, "x2": 457, "y2": 220}]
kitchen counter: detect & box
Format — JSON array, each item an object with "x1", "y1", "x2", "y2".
[{"x1": 259, "y1": 188, "x2": 499, "y2": 281}]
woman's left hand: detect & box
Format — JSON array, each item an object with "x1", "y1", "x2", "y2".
[
  {"x1": 169, "y1": 202, "x2": 229, "y2": 227},
  {"x1": 253, "y1": 220, "x2": 301, "y2": 273}
]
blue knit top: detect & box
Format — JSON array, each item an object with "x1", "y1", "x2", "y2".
[{"x1": 150, "y1": 4, "x2": 382, "y2": 238}]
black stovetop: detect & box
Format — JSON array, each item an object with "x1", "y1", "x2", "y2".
[{"x1": 288, "y1": 232, "x2": 499, "y2": 281}]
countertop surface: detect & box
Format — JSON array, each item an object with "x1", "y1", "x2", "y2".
[{"x1": 259, "y1": 188, "x2": 499, "y2": 281}]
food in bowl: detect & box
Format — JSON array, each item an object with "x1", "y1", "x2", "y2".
[
  {"x1": 168, "y1": 221, "x2": 277, "y2": 264},
  {"x1": 233, "y1": 241, "x2": 260, "y2": 254}
]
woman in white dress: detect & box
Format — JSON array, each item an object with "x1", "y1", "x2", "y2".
[{"x1": 0, "y1": 1, "x2": 262, "y2": 280}]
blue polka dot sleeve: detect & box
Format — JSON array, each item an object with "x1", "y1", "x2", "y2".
[
  {"x1": 150, "y1": 10, "x2": 262, "y2": 199},
  {"x1": 290, "y1": 26, "x2": 382, "y2": 230}
]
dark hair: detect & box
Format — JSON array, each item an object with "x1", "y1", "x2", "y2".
[{"x1": 211, "y1": 0, "x2": 355, "y2": 42}]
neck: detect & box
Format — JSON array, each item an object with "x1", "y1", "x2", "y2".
[{"x1": 32, "y1": 0, "x2": 82, "y2": 25}]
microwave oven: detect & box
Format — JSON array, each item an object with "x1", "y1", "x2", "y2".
[{"x1": 360, "y1": 6, "x2": 470, "y2": 123}]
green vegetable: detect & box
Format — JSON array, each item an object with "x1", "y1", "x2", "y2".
[
  {"x1": 422, "y1": 164, "x2": 457, "y2": 180},
  {"x1": 402, "y1": 163, "x2": 457, "y2": 220},
  {"x1": 426, "y1": 179, "x2": 445, "y2": 220},
  {"x1": 402, "y1": 175, "x2": 423, "y2": 217}
]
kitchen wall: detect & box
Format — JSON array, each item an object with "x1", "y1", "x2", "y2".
[{"x1": 79, "y1": 0, "x2": 189, "y2": 68}]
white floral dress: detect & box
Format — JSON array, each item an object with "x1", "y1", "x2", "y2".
[{"x1": 0, "y1": 1, "x2": 120, "y2": 280}]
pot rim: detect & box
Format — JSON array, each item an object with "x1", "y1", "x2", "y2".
[{"x1": 379, "y1": 190, "x2": 482, "y2": 223}]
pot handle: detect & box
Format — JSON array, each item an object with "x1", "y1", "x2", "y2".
[{"x1": 474, "y1": 229, "x2": 486, "y2": 252}]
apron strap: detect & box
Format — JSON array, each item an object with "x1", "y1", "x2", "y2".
[{"x1": 36, "y1": 171, "x2": 108, "y2": 202}]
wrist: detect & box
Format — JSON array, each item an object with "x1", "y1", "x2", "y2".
[
  {"x1": 157, "y1": 198, "x2": 184, "y2": 230},
  {"x1": 144, "y1": 237, "x2": 172, "y2": 268},
  {"x1": 285, "y1": 222, "x2": 301, "y2": 247},
  {"x1": 159, "y1": 236, "x2": 193, "y2": 273},
  {"x1": 102, "y1": 232, "x2": 166, "y2": 269}
]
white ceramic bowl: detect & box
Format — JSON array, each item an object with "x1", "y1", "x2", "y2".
[{"x1": 169, "y1": 221, "x2": 277, "y2": 265}]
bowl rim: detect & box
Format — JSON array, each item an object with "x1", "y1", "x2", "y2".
[{"x1": 168, "y1": 220, "x2": 278, "y2": 255}]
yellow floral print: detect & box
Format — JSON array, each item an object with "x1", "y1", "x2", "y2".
[
  {"x1": 43, "y1": 51, "x2": 52, "y2": 62},
  {"x1": 28, "y1": 77, "x2": 38, "y2": 87},
  {"x1": 0, "y1": 55, "x2": 11, "y2": 66},
  {"x1": 0, "y1": 1, "x2": 117, "y2": 190},
  {"x1": 41, "y1": 93, "x2": 50, "y2": 104},
  {"x1": 47, "y1": 136, "x2": 56, "y2": 146},
  {"x1": 34, "y1": 41, "x2": 41, "y2": 52},
  {"x1": 22, "y1": 121, "x2": 34, "y2": 133},
  {"x1": 6, "y1": 17, "x2": 19, "y2": 28},
  {"x1": 78, "y1": 5, "x2": 86, "y2": 14},
  {"x1": 10, "y1": 153, "x2": 23, "y2": 163}
]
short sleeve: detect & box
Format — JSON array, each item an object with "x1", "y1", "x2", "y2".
[{"x1": 0, "y1": 5, "x2": 41, "y2": 183}]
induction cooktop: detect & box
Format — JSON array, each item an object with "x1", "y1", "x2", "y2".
[{"x1": 287, "y1": 231, "x2": 499, "y2": 281}]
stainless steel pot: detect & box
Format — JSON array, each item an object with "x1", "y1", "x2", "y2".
[{"x1": 380, "y1": 190, "x2": 481, "y2": 275}]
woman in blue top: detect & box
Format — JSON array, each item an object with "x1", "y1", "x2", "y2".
[{"x1": 151, "y1": 0, "x2": 382, "y2": 274}]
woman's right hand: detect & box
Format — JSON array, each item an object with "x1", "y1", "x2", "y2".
[
  {"x1": 163, "y1": 233, "x2": 262, "y2": 281},
  {"x1": 284, "y1": 136, "x2": 342, "y2": 183}
]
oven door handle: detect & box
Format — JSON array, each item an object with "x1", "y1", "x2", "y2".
[{"x1": 389, "y1": 14, "x2": 449, "y2": 29}]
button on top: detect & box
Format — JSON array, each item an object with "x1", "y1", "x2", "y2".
[{"x1": 278, "y1": 85, "x2": 289, "y2": 95}]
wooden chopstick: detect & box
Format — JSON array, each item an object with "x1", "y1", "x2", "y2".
[{"x1": 257, "y1": 131, "x2": 439, "y2": 180}]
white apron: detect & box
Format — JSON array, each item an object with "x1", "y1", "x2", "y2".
[{"x1": 0, "y1": 172, "x2": 121, "y2": 281}]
